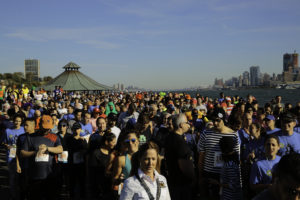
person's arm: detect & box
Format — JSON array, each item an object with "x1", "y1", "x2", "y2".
[
  {"x1": 178, "y1": 158, "x2": 196, "y2": 183},
  {"x1": 119, "y1": 179, "x2": 135, "y2": 200},
  {"x1": 198, "y1": 152, "x2": 205, "y2": 179},
  {"x1": 20, "y1": 149, "x2": 36, "y2": 157},
  {"x1": 105, "y1": 152, "x2": 116, "y2": 176},
  {"x1": 46, "y1": 134, "x2": 63, "y2": 154},
  {"x1": 16, "y1": 154, "x2": 21, "y2": 173},
  {"x1": 112, "y1": 156, "x2": 125, "y2": 185},
  {"x1": 47, "y1": 145, "x2": 63, "y2": 154}
]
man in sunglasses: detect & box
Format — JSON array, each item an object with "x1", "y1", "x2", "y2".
[
  {"x1": 254, "y1": 153, "x2": 300, "y2": 200},
  {"x1": 165, "y1": 113, "x2": 195, "y2": 200}
]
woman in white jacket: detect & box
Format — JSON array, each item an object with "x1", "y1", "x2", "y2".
[{"x1": 120, "y1": 141, "x2": 171, "y2": 200}]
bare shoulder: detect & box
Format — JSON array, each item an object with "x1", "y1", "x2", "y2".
[
  {"x1": 116, "y1": 155, "x2": 126, "y2": 167},
  {"x1": 224, "y1": 127, "x2": 235, "y2": 134}
]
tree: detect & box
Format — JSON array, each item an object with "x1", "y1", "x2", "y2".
[
  {"x1": 12, "y1": 72, "x2": 24, "y2": 83},
  {"x1": 3, "y1": 73, "x2": 12, "y2": 79},
  {"x1": 43, "y1": 76, "x2": 53, "y2": 82}
]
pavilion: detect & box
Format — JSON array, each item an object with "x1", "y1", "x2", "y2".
[{"x1": 42, "y1": 62, "x2": 113, "y2": 91}]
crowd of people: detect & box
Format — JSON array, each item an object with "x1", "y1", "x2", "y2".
[{"x1": 1, "y1": 84, "x2": 300, "y2": 200}]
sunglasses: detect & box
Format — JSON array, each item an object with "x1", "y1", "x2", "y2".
[
  {"x1": 60, "y1": 124, "x2": 67, "y2": 127},
  {"x1": 124, "y1": 138, "x2": 137, "y2": 144},
  {"x1": 213, "y1": 118, "x2": 222, "y2": 123}
]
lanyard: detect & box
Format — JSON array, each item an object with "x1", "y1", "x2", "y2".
[{"x1": 136, "y1": 174, "x2": 161, "y2": 200}]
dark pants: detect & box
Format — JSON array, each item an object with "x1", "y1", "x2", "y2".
[
  {"x1": 18, "y1": 168, "x2": 29, "y2": 200},
  {"x1": 202, "y1": 171, "x2": 220, "y2": 200},
  {"x1": 28, "y1": 177, "x2": 58, "y2": 200},
  {"x1": 169, "y1": 184, "x2": 192, "y2": 200},
  {"x1": 70, "y1": 164, "x2": 86, "y2": 198}
]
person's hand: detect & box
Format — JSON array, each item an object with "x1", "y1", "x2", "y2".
[
  {"x1": 16, "y1": 165, "x2": 22, "y2": 174},
  {"x1": 119, "y1": 173, "x2": 125, "y2": 182},
  {"x1": 248, "y1": 151, "x2": 255, "y2": 161},
  {"x1": 38, "y1": 144, "x2": 47, "y2": 154}
]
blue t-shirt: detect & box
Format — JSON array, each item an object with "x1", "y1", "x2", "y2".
[
  {"x1": 238, "y1": 128, "x2": 251, "y2": 145},
  {"x1": 63, "y1": 114, "x2": 75, "y2": 121},
  {"x1": 266, "y1": 128, "x2": 281, "y2": 135},
  {"x1": 80, "y1": 122, "x2": 93, "y2": 136},
  {"x1": 3, "y1": 127, "x2": 25, "y2": 163},
  {"x1": 250, "y1": 156, "x2": 281, "y2": 185},
  {"x1": 243, "y1": 138, "x2": 265, "y2": 162},
  {"x1": 28, "y1": 108, "x2": 35, "y2": 118},
  {"x1": 88, "y1": 105, "x2": 99, "y2": 113},
  {"x1": 276, "y1": 131, "x2": 300, "y2": 155}
]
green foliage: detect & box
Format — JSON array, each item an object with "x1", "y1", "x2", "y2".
[{"x1": 0, "y1": 72, "x2": 49, "y2": 88}]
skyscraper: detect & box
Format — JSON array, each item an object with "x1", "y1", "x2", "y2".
[
  {"x1": 242, "y1": 71, "x2": 250, "y2": 86},
  {"x1": 282, "y1": 51, "x2": 300, "y2": 82},
  {"x1": 24, "y1": 59, "x2": 40, "y2": 81},
  {"x1": 283, "y1": 51, "x2": 298, "y2": 72},
  {"x1": 250, "y1": 66, "x2": 260, "y2": 86}
]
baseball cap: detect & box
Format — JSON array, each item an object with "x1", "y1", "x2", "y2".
[
  {"x1": 211, "y1": 108, "x2": 225, "y2": 121},
  {"x1": 93, "y1": 107, "x2": 100, "y2": 113},
  {"x1": 41, "y1": 115, "x2": 54, "y2": 129},
  {"x1": 281, "y1": 112, "x2": 295, "y2": 123},
  {"x1": 265, "y1": 115, "x2": 275, "y2": 121}
]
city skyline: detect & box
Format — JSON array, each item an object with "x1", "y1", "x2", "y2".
[{"x1": 1, "y1": 0, "x2": 300, "y2": 90}]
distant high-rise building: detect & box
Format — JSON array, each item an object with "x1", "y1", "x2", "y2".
[
  {"x1": 214, "y1": 78, "x2": 223, "y2": 86},
  {"x1": 283, "y1": 51, "x2": 300, "y2": 82},
  {"x1": 238, "y1": 75, "x2": 243, "y2": 87},
  {"x1": 121, "y1": 84, "x2": 124, "y2": 91},
  {"x1": 250, "y1": 66, "x2": 260, "y2": 86},
  {"x1": 242, "y1": 71, "x2": 250, "y2": 86},
  {"x1": 25, "y1": 59, "x2": 40, "y2": 81},
  {"x1": 283, "y1": 51, "x2": 298, "y2": 72}
]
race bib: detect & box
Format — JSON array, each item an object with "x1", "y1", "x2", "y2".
[
  {"x1": 73, "y1": 152, "x2": 84, "y2": 164},
  {"x1": 9, "y1": 147, "x2": 16, "y2": 158},
  {"x1": 214, "y1": 152, "x2": 224, "y2": 167},
  {"x1": 35, "y1": 153, "x2": 49, "y2": 162},
  {"x1": 58, "y1": 151, "x2": 68, "y2": 163}
]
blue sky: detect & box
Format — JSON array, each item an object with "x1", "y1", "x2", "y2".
[{"x1": 1, "y1": 0, "x2": 300, "y2": 90}]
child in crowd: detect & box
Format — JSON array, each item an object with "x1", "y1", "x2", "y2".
[{"x1": 209, "y1": 136, "x2": 243, "y2": 200}]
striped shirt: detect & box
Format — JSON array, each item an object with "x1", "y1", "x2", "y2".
[
  {"x1": 198, "y1": 130, "x2": 240, "y2": 174},
  {"x1": 220, "y1": 161, "x2": 243, "y2": 200}
]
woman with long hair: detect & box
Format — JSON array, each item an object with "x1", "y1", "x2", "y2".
[
  {"x1": 120, "y1": 141, "x2": 171, "y2": 200},
  {"x1": 111, "y1": 130, "x2": 140, "y2": 197},
  {"x1": 250, "y1": 135, "x2": 281, "y2": 195}
]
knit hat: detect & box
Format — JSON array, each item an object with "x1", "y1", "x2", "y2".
[{"x1": 41, "y1": 115, "x2": 54, "y2": 129}]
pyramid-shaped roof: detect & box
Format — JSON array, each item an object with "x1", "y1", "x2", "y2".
[{"x1": 42, "y1": 62, "x2": 113, "y2": 91}]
